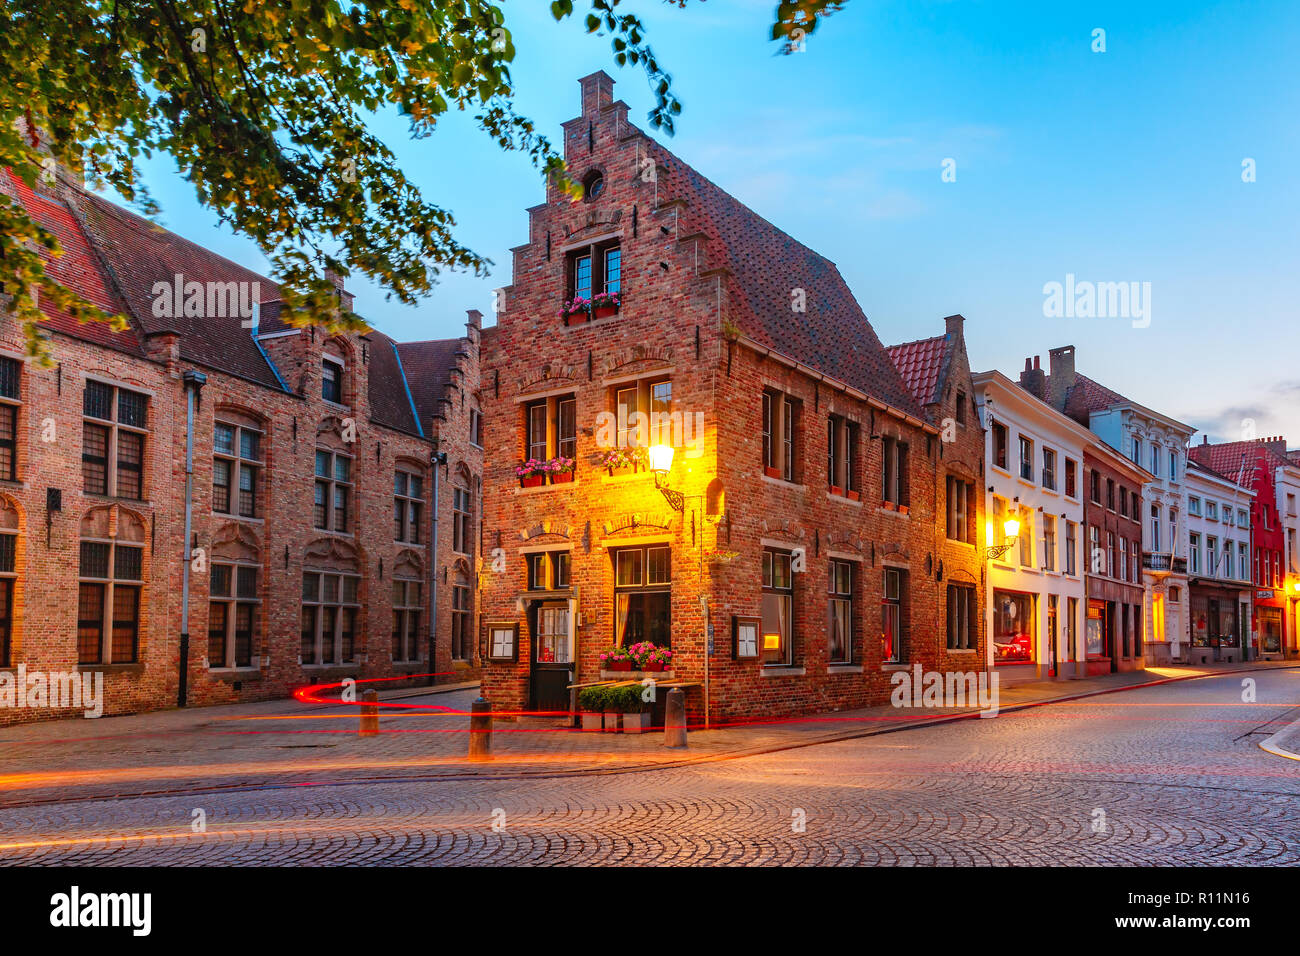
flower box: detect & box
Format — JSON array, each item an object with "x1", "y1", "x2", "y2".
[
  {"x1": 593, "y1": 305, "x2": 618, "y2": 320},
  {"x1": 830, "y1": 485, "x2": 844, "y2": 497},
  {"x1": 607, "y1": 660, "x2": 633, "y2": 672},
  {"x1": 898, "y1": 504, "x2": 910, "y2": 515},
  {"x1": 551, "y1": 471, "x2": 574, "y2": 484},
  {"x1": 847, "y1": 489, "x2": 861, "y2": 502},
  {"x1": 883, "y1": 500, "x2": 897, "y2": 511},
  {"x1": 764, "y1": 466, "x2": 783, "y2": 480},
  {"x1": 519, "y1": 474, "x2": 546, "y2": 488},
  {"x1": 643, "y1": 661, "x2": 666, "y2": 672},
  {"x1": 564, "y1": 310, "x2": 587, "y2": 326}
]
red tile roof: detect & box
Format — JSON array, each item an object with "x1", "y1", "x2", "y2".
[
  {"x1": 1188, "y1": 440, "x2": 1290, "y2": 486},
  {"x1": 0, "y1": 170, "x2": 143, "y2": 355},
  {"x1": 646, "y1": 141, "x2": 925, "y2": 418},
  {"x1": 885, "y1": 334, "x2": 949, "y2": 407}
]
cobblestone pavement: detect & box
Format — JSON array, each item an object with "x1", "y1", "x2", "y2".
[{"x1": 0, "y1": 668, "x2": 1297, "y2": 865}]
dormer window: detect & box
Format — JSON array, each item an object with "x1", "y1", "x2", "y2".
[{"x1": 322, "y1": 357, "x2": 343, "y2": 404}]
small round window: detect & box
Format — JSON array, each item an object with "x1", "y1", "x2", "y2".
[{"x1": 582, "y1": 171, "x2": 605, "y2": 201}]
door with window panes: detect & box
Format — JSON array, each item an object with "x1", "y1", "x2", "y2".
[{"x1": 526, "y1": 551, "x2": 574, "y2": 712}]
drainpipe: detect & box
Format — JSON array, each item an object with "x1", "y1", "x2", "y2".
[
  {"x1": 178, "y1": 369, "x2": 207, "y2": 708},
  {"x1": 427, "y1": 447, "x2": 447, "y2": 685}
]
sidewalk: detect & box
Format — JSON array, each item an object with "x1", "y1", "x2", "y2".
[{"x1": 0, "y1": 662, "x2": 1293, "y2": 807}]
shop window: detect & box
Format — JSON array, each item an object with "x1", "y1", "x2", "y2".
[
  {"x1": 828, "y1": 559, "x2": 853, "y2": 663},
  {"x1": 994, "y1": 590, "x2": 1034, "y2": 664},
  {"x1": 613, "y1": 545, "x2": 671, "y2": 647},
  {"x1": 762, "y1": 548, "x2": 795, "y2": 665}
]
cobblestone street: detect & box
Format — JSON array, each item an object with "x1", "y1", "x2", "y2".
[{"x1": 1, "y1": 667, "x2": 1297, "y2": 865}]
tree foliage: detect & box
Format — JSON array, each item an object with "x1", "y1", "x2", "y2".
[{"x1": 0, "y1": 0, "x2": 843, "y2": 359}]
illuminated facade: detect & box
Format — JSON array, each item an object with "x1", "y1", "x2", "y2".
[
  {"x1": 1183, "y1": 457, "x2": 1254, "y2": 664},
  {"x1": 478, "y1": 73, "x2": 987, "y2": 723}
]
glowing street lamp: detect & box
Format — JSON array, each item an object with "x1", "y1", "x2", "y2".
[
  {"x1": 986, "y1": 515, "x2": 1021, "y2": 561},
  {"x1": 649, "y1": 443, "x2": 686, "y2": 512}
]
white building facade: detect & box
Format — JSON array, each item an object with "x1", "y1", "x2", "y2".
[
  {"x1": 1184, "y1": 460, "x2": 1255, "y2": 665},
  {"x1": 975, "y1": 371, "x2": 1087, "y2": 682}
]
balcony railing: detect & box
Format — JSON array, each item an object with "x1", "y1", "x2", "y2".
[{"x1": 1143, "y1": 552, "x2": 1187, "y2": 575}]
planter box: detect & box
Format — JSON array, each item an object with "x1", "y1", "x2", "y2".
[
  {"x1": 898, "y1": 504, "x2": 910, "y2": 515},
  {"x1": 883, "y1": 501, "x2": 897, "y2": 511},
  {"x1": 642, "y1": 662, "x2": 666, "y2": 672},
  {"x1": 519, "y1": 474, "x2": 546, "y2": 488},
  {"x1": 622, "y1": 712, "x2": 651, "y2": 734},
  {"x1": 830, "y1": 485, "x2": 843, "y2": 497},
  {"x1": 847, "y1": 489, "x2": 861, "y2": 502},
  {"x1": 600, "y1": 669, "x2": 675, "y2": 680},
  {"x1": 607, "y1": 660, "x2": 633, "y2": 672},
  {"x1": 564, "y1": 311, "x2": 587, "y2": 326},
  {"x1": 593, "y1": 305, "x2": 618, "y2": 320},
  {"x1": 603, "y1": 712, "x2": 620, "y2": 733},
  {"x1": 764, "y1": 466, "x2": 783, "y2": 480},
  {"x1": 580, "y1": 713, "x2": 603, "y2": 732},
  {"x1": 551, "y1": 471, "x2": 574, "y2": 484}
]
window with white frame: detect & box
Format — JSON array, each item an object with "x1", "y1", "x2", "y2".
[
  {"x1": 301, "y1": 571, "x2": 359, "y2": 665},
  {"x1": 1190, "y1": 532, "x2": 1200, "y2": 574},
  {"x1": 1065, "y1": 521, "x2": 1078, "y2": 575},
  {"x1": 1043, "y1": 515, "x2": 1057, "y2": 571},
  {"x1": 209, "y1": 563, "x2": 259, "y2": 668}
]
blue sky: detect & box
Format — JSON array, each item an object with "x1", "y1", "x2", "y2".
[{"x1": 105, "y1": 0, "x2": 1300, "y2": 443}]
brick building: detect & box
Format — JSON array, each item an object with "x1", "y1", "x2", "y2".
[
  {"x1": 0, "y1": 165, "x2": 482, "y2": 725},
  {"x1": 479, "y1": 72, "x2": 986, "y2": 723}
]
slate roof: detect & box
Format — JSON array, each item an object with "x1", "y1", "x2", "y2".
[
  {"x1": 885, "y1": 334, "x2": 950, "y2": 407},
  {"x1": 396, "y1": 338, "x2": 465, "y2": 430},
  {"x1": 646, "y1": 141, "x2": 926, "y2": 419}
]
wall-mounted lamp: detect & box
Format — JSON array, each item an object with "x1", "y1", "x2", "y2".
[
  {"x1": 986, "y1": 516, "x2": 1020, "y2": 561},
  {"x1": 649, "y1": 444, "x2": 685, "y2": 512}
]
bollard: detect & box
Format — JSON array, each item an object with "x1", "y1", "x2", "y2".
[
  {"x1": 663, "y1": 687, "x2": 687, "y2": 748},
  {"x1": 469, "y1": 696, "x2": 493, "y2": 760},
  {"x1": 359, "y1": 688, "x2": 379, "y2": 736}
]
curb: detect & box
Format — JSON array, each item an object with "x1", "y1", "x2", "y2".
[{"x1": 1259, "y1": 712, "x2": 1300, "y2": 763}]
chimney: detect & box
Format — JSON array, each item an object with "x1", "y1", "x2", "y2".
[
  {"x1": 466, "y1": 308, "x2": 482, "y2": 332},
  {"x1": 1047, "y1": 345, "x2": 1076, "y2": 412},
  {"x1": 579, "y1": 71, "x2": 615, "y2": 120},
  {"x1": 324, "y1": 268, "x2": 354, "y2": 313},
  {"x1": 943, "y1": 313, "x2": 964, "y2": 340},
  {"x1": 1019, "y1": 355, "x2": 1046, "y2": 401}
]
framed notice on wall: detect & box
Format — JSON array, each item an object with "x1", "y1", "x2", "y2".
[
  {"x1": 733, "y1": 615, "x2": 760, "y2": 660},
  {"x1": 485, "y1": 621, "x2": 519, "y2": 662}
]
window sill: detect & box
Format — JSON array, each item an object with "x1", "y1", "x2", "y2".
[
  {"x1": 83, "y1": 493, "x2": 153, "y2": 508},
  {"x1": 760, "y1": 666, "x2": 806, "y2": 677},
  {"x1": 826, "y1": 663, "x2": 863, "y2": 674},
  {"x1": 946, "y1": 539, "x2": 976, "y2": 550},
  {"x1": 516, "y1": 480, "x2": 577, "y2": 494},
  {"x1": 946, "y1": 649, "x2": 978, "y2": 655},
  {"x1": 826, "y1": 491, "x2": 862, "y2": 506},
  {"x1": 760, "y1": 473, "x2": 804, "y2": 491},
  {"x1": 877, "y1": 505, "x2": 910, "y2": 518},
  {"x1": 880, "y1": 663, "x2": 909, "y2": 672},
  {"x1": 322, "y1": 398, "x2": 351, "y2": 414},
  {"x1": 215, "y1": 512, "x2": 264, "y2": 524}
]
